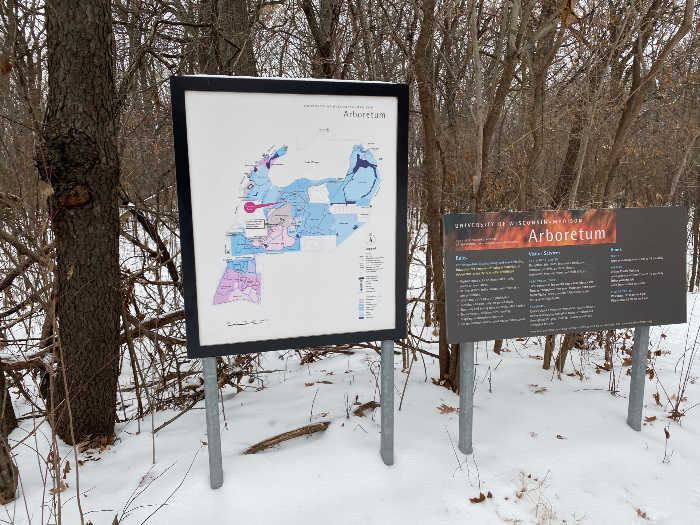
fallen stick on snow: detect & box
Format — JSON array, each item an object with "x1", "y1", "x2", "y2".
[{"x1": 243, "y1": 422, "x2": 330, "y2": 454}]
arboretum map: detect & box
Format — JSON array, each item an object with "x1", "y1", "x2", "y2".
[{"x1": 214, "y1": 144, "x2": 381, "y2": 305}]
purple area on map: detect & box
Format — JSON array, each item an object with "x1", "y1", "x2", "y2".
[{"x1": 213, "y1": 258, "x2": 261, "y2": 304}]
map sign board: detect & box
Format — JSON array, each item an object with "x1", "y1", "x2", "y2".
[
  {"x1": 443, "y1": 208, "x2": 686, "y2": 343},
  {"x1": 171, "y1": 76, "x2": 408, "y2": 357}
]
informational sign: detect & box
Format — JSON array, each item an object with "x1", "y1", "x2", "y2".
[
  {"x1": 443, "y1": 208, "x2": 686, "y2": 343},
  {"x1": 171, "y1": 76, "x2": 408, "y2": 357}
]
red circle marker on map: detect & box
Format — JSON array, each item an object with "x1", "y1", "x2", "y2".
[{"x1": 244, "y1": 201, "x2": 281, "y2": 213}]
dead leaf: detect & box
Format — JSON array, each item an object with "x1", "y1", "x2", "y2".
[
  {"x1": 487, "y1": 491, "x2": 493, "y2": 498},
  {"x1": 469, "y1": 492, "x2": 486, "y2": 503},
  {"x1": 664, "y1": 428, "x2": 670, "y2": 439},
  {"x1": 304, "y1": 382, "x2": 314, "y2": 387},
  {"x1": 653, "y1": 392, "x2": 662, "y2": 406},
  {"x1": 437, "y1": 403, "x2": 457, "y2": 415},
  {"x1": 49, "y1": 481, "x2": 67, "y2": 495},
  {"x1": 644, "y1": 416, "x2": 657, "y2": 423},
  {"x1": 556, "y1": 434, "x2": 567, "y2": 440},
  {"x1": 78, "y1": 434, "x2": 114, "y2": 453},
  {"x1": 636, "y1": 508, "x2": 649, "y2": 520},
  {"x1": 62, "y1": 460, "x2": 71, "y2": 479},
  {"x1": 354, "y1": 401, "x2": 379, "y2": 417}
]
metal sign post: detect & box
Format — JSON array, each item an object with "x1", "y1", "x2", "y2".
[
  {"x1": 627, "y1": 325, "x2": 650, "y2": 431},
  {"x1": 380, "y1": 339, "x2": 395, "y2": 465},
  {"x1": 203, "y1": 357, "x2": 224, "y2": 489},
  {"x1": 202, "y1": 340, "x2": 395, "y2": 488},
  {"x1": 458, "y1": 342, "x2": 475, "y2": 455}
]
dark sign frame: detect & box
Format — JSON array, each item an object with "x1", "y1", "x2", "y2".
[{"x1": 170, "y1": 76, "x2": 408, "y2": 358}]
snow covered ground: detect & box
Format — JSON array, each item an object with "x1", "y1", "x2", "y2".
[{"x1": 4, "y1": 294, "x2": 700, "y2": 525}]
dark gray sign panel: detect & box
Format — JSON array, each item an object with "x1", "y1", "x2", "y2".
[{"x1": 443, "y1": 208, "x2": 686, "y2": 343}]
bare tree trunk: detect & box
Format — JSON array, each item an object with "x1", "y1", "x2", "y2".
[
  {"x1": 424, "y1": 231, "x2": 432, "y2": 326},
  {"x1": 198, "y1": 0, "x2": 221, "y2": 74},
  {"x1": 551, "y1": 52, "x2": 604, "y2": 208},
  {"x1": 41, "y1": 0, "x2": 121, "y2": 443},
  {"x1": 475, "y1": 0, "x2": 528, "y2": 210},
  {"x1": 493, "y1": 339, "x2": 503, "y2": 355},
  {"x1": 0, "y1": 435, "x2": 17, "y2": 504},
  {"x1": 543, "y1": 334, "x2": 554, "y2": 369},
  {"x1": 604, "y1": 330, "x2": 614, "y2": 364},
  {"x1": 415, "y1": 0, "x2": 450, "y2": 385},
  {"x1": 300, "y1": 0, "x2": 342, "y2": 78},
  {"x1": 555, "y1": 333, "x2": 576, "y2": 374},
  {"x1": 690, "y1": 178, "x2": 700, "y2": 292},
  {"x1": 667, "y1": 130, "x2": 700, "y2": 204},
  {"x1": 0, "y1": 362, "x2": 17, "y2": 437},
  {"x1": 691, "y1": 211, "x2": 699, "y2": 293},
  {"x1": 522, "y1": 0, "x2": 558, "y2": 210},
  {"x1": 599, "y1": 0, "x2": 695, "y2": 202},
  {"x1": 470, "y1": 1, "x2": 485, "y2": 211},
  {"x1": 220, "y1": 0, "x2": 258, "y2": 76},
  {"x1": 551, "y1": 108, "x2": 584, "y2": 208},
  {"x1": 0, "y1": 353, "x2": 17, "y2": 506}
]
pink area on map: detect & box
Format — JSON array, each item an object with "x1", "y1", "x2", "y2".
[
  {"x1": 251, "y1": 223, "x2": 297, "y2": 251},
  {"x1": 213, "y1": 260, "x2": 261, "y2": 305},
  {"x1": 244, "y1": 201, "x2": 282, "y2": 213}
]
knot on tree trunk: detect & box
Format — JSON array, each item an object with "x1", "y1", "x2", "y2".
[{"x1": 56, "y1": 184, "x2": 91, "y2": 209}]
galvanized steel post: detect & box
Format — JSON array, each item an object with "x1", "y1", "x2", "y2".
[
  {"x1": 380, "y1": 340, "x2": 394, "y2": 465},
  {"x1": 203, "y1": 357, "x2": 224, "y2": 488},
  {"x1": 627, "y1": 326, "x2": 650, "y2": 431},
  {"x1": 459, "y1": 342, "x2": 475, "y2": 455}
]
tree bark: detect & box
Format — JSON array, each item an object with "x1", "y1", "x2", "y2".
[
  {"x1": 41, "y1": 0, "x2": 121, "y2": 444},
  {"x1": 691, "y1": 211, "x2": 700, "y2": 293},
  {"x1": 0, "y1": 435, "x2": 17, "y2": 504},
  {"x1": 599, "y1": 0, "x2": 695, "y2": 203},
  {"x1": 543, "y1": 334, "x2": 554, "y2": 370},
  {"x1": 0, "y1": 362, "x2": 17, "y2": 438},
  {"x1": 300, "y1": 0, "x2": 342, "y2": 79},
  {"x1": 522, "y1": 0, "x2": 558, "y2": 210},
  {"x1": 551, "y1": 108, "x2": 584, "y2": 208},
  {"x1": 554, "y1": 333, "x2": 576, "y2": 374},
  {"x1": 424, "y1": 230, "x2": 432, "y2": 327},
  {"x1": 604, "y1": 330, "x2": 614, "y2": 364},
  {"x1": 475, "y1": 0, "x2": 528, "y2": 210},
  {"x1": 493, "y1": 339, "x2": 502, "y2": 355},
  {"x1": 414, "y1": 0, "x2": 450, "y2": 385},
  {"x1": 204, "y1": 0, "x2": 258, "y2": 76}
]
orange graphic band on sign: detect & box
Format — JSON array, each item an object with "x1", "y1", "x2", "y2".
[{"x1": 445, "y1": 209, "x2": 616, "y2": 252}]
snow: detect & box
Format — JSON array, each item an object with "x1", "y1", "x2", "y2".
[
  {"x1": 3, "y1": 224, "x2": 699, "y2": 524},
  {"x1": 4, "y1": 297, "x2": 700, "y2": 525}
]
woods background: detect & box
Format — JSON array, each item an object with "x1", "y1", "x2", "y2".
[{"x1": 0, "y1": 0, "x2": 699, "y2": 515}]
